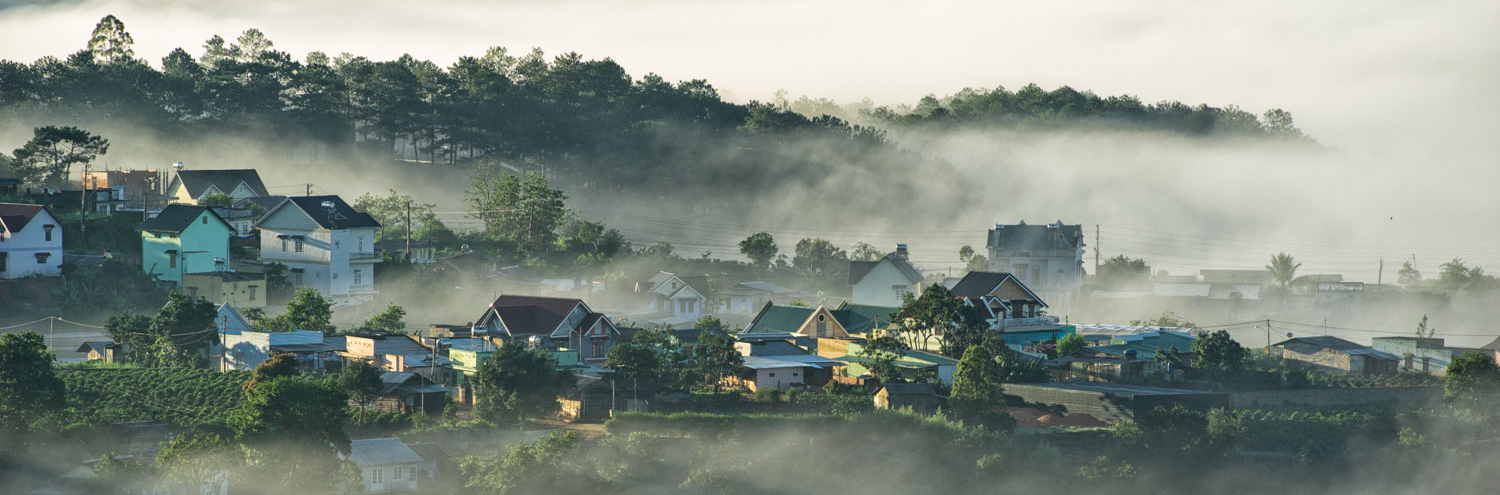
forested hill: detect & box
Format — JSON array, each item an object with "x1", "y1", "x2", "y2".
[{"x1": 1, "y1": 16, "x2": 1309, "y2": 216}]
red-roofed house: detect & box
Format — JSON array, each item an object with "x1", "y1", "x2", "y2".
[{"x1": 475, "y1": 295, "x2": 623, "y2": 364}]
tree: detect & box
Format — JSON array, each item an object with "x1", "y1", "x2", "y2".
[
  {"x1": 1153, "y1": 345, "x2": 1183, "y2": 375},
  {"x1": 1397, "y1": 261, "x2": 1423, "y2": 287},
  {"x1": 965, "y1": 254, "x2": 989, "y2": 272},
  {"x1": 150, "y1": 291, "x2": 218, "y2": 358},
  {"x1": 893, "y1": 284, "x2": 984, "y2": 354},
  {"x1": 950, "y1": 344, "x2": 1013, "y2": 429},
  {"x1": 792, "y1": 238, "x2": 848, "y2": 277},
  {"x1": 858, "y1": 335, "x2": 909, "y2": 383},
  {"x1": 692, "y1": 332, "x2": 743, "y2": 394},
  {"x1": 197, "y1": 192, "x2": 234, "y2": 207},
  {"x1": 1056, "y1": 333, "x2": 1086, "y2": 357},
  {"x1": 694, "y1": 315, "x2": 726, "y2": 333},
  {"x1": 229, "y1": 375, "x2": 352, "y2": 491},
  {"x1": 465, "y1": 170, "x2": 566, "y2": 257},
  {"x1": 353, "y1": 189, "x2": 441, "y2": 242},
  {"x1": 1130, "y1": 310, "x2": 1197, "y2": 328},
  {"x1": 605, "y1": 341, "x2": 667, "y2": 398},
  {"x1": 87, "y1": 15, "x2": 135, "y2": 64},
  {"x1": 1443, "y1": 351, "x2": 1500, "y2": 411},
  {"x1": 157, "y1": 434, "x2": 234, "y2": 495},
  {"x1": 1261, "y1": 109, "x2": 1302, "y2": 138},
  {"x1": 11, "y1": 126, "x2": 109, "y2": 186},
  {"x1": 1415, "y1": 314, "x2": 1435, "y2": 339},
  {"x1": 738, "y1": 232, "x2": 778, "y2": 271},
  {"x1": 1097, "y1": 255, "x2": 1149, "y2": 289},
  {"x1": 958, "y1": 245, "x2": 975, "y2": 263},
  {"x1": 1437, "y1": 258, "x2": 1499, "y2": 295},
  {"x1": 0, "y1": 331, "x2": 65, "y2": 433},
  {"x1": 1266, "y1": 252, "x2": 1301, "y2": 288},
  {"x1": 982, "y1": 338, "x2": 1050, "y2": 383},
  {"x1": 473, "y1": 343, "x2": 574, "y2": 423},
  {"x1": 850, "y1": 242, "x2": 883, "y2": 262},
  {"x1": 243, "y1": 353, "x2": 299, "y2": 394},
  {"x1": 339, "y1": 359, "x2": 384, "y2": 424},
  {"x1": 1191, "y1": 330, "x2": 1246, "y2": 376},
  {"x1": 258, "y1": 288, "x2": 335, "y2": 333},
  {"x1": 362, "y1": 303, "x2": 407, "y2": 334}
]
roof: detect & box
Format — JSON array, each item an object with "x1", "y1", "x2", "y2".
[
  {"x1": 1274, "y1": 336, "x2": 1366, "y2": 352},
  {"x1": 234, "y1": 195, "x2": 286, "y2": 211},
  {"x1": 742, "y1": 355, "x2": 844, "y2": 370},
  {"x1": 477, "y1": 294, "x2": 587, "y2": 335},
  {"x1": 744, "y1": 304, "x2": 815, "y2": 334},
  {"x1": 671, "y1": 328, "x2": 724, "y2": 345},
  {"x1": 406, "y1": 443, "x2": 448, "y2": 463},
  {"x1": 722, "y1": 281, "x2": 797, "y2": 296},
  {"x1": 879, "y1": 382, "x2": 936, "y2": 396},
  {"x1": 834, "y1": 303, "x2": 898, "y2": 333},
  {"x1": 75, "y1": 341, "x2": 119, "y2": 354},
  {"x1": 986, "y1": 221, "x2": 1085, "y2": 251},
  {"x1": 348, "y1": 438, "x2": 423, "y2": 466},
  {"x1": 950, "y1": 271, "x2": 1011, "y2": 298},
  {"x1": 740, "y1": 340, "x2": 808, "y2": 357},
  {"x1": 0, "y1": 203, "x2": 48, "y2": 233},
  {"x1": 173, "y1": 169, "x2": 269, "y2": 198},
  {"x1": 138, "y1": 204, "x2": 230, "y2": 233},
  {"x1": 848, "y1": 252, "x2": 924, "y2": 285},
  {"x1": 1482, "y1": 336, "x2": 1500, "y2": 351},
  {"x1": 217, "y1": 304, "x2": 255, "y2": 335},
  {"x1": 264, "y1": 195, "x2": 381, "y2": 229}
]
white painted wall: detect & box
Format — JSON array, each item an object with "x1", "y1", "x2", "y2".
[
  {"x1": 753, "y1": 367, "x2": 805, "y2": 391},
  {"x1": 0, "y1": 208, "x2": 62, "y2": 279},
  {"x1": 852, "y1": 261, "x2": 919, "y2": 306}
]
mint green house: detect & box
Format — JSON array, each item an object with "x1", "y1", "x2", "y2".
[{"x1": 139, "y1": 204, "x2": 232, "y2": 285}]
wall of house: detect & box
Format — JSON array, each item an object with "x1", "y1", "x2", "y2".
[
  {"x1": 852, "y1": 261, "x2": 919, "y2": 306},
  {"x1": 180, "y1": 214, "x2": 232, "y2": 275},
  {"x1": 1370, "y1": 339, "x2": 1463, "y2": 376},
  {"x1": 0, "y1": 209, "x2": 62, "y2": 279},
  {"x1": 749, "y1": 367, "x2": 805, "y2": 391},
  {"x1": 181, "y1": 274, "x2": 266, "y2": 310},
  {"x1": 1282, "y1": 349, "x2": 1355, "y2": 373},
  {"x1": 141, "y1": 231, "x2": 183, "y2": 283},
  {"x1": 362, "y1": 461, "x2": 432, "y2": 493}
]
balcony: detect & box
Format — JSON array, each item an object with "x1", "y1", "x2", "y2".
[
  {"x1": 348, "y1": 252, "x2": 382, "y2": 262},
  {"x1": 999, "y1": 316, "x2": 1061, "y2": 327},
  {"x1": 348, "y1": 284, "x2": 379, "y2": 294}
]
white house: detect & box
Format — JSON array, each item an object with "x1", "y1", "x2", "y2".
[
  {"x1": 347, "y1": 438, "x2": 441, "y2": 494},
  {"x1": 221, "y1": 329, "x2": 340, "y2": 372},
  {"x1": 847, "y1": 244, "x2": 924, "y2": 307},
  {"x1": 163, "y1": 169, "x2": 270, "y2": 205},
  {"x1": 986, "y1": 221, "x2": 1086, "y2": 316},
  {"x1": 721, "y1": 281, "x2": 800, "y2": 316},
  {"x1": 0, "y1": 203, "x2": 63, "y2": 279},
  {"x1": 632, "y1": 271, "x2": 708, "y2": 326},
  {"x1": 255, "y1": 195, "x2": 381, "y2": 302}
]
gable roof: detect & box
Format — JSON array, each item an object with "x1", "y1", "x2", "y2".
[
  {"x1": 216, "y1": 304, "x2": 255, "y2": 335},
  {"x1": 949, "y1": 271, "x2": 1011, "y2": 298},
  {"x1": 138, "y1": 204, "x2": 231, "y2": 233},
  {"x1": 833, "y1": 303, "x2": 898, "y2": 334},
  {"x1": 1482, "y1": 336, "x2": 1500, "y2": 351},
  {"x1": 744, "y1": 303, "x2": 816, "y2": 334},
  {"x1": 740, "y1": 340, "x2": 809, "y2": 357},
  {"x1": 75, "y1": 341, "x2": 121, "y2": 354},
  {"x1": 173, "y1": 169, "x2": 268, "y2": 198},
  {"x1": 0, "y1": 203, "x2": 49, "y2": 233},
  {"x1": 987, "y1": 221, "x2": 1085, "y2": 251},
  {"x1": 234, "y1": 195, "x2": 287, "y2": 211},
  {"x1": 271, "y1": 195, "x2": 381, "y2": 229},
  {"x1": 348, "y1": 438, "x2": 423, "y2": 466},
  {"x1": 477, "y1": 295, "x2": 587, "y2": 335},
  {"x1": 848, "y1": 252, "x2": 924, "y2": 286}
]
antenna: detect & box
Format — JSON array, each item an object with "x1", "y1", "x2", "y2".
[{"x1": 172, "y1": 161, "x2": 184, "y2": 170}]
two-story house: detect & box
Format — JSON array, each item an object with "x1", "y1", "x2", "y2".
[
  {"x1": 949, "y1": 270, "x2": 1074, "y2": 345},
  {"x1": 986, "y1": 221, "x2": 1086, "y2": 316},
  {"x1": 474, "y1": 294, "x2": 623, "y2": 365},
  {"x1": 0, "y1": 203, "x2": 62, "y2": 279},
  {"x1": 255, "y1": 196, "x2": 381, "y2": 301},
  {"x1": 629, "y1": 271, "x2": 709, "y2": 326},
  {"x1": 163, "y1": 169, "x2": 270, "y2": 205},
  {"x1": 138, "y1": 204, "x2": 233, "y2": 285},
  {"x1": 848, "y1": 244, "x2": 924, "y2": 306}
]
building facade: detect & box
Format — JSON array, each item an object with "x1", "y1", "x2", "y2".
[
  {"x1": 138, "y1": 204, "x2": 232, "y2": 285},
  {"x1": 255, "y1": 196, "x2": 381, "y2": 302},
  {"x1": 0, "y1": 203, "x2": 62, "y2": 279},
  {"x1": 986, "y1": 221, "x2": 1085, "y2": 316}
]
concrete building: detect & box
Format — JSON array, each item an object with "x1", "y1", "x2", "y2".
[
  {"x1": 848, "y1": 244, "x2": 924, "y2": 307},
  {"x1": 255, "y1": 195, "x2": 381, "y2": 302},
  {"x1": 986, "y1": 221, "x2": 1085, "y2": 316},
  {"x1": 0, "y1": 203, "x2": 62, "y2": 279},
  {"x1": 138, "y1": 204, "x2": 232, "y2": 285},
  {"x1": 1274, "y1": 336, "x2": 1399, "y2": 375},
  {"x1": 1371, "y1": 337, "x2": 1480, "y2": 376}
]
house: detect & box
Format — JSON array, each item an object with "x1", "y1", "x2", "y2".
[
  {"x1": 831, "y1": 302, "x2": 898, "y2": 335},
  {"x1": 1370, "y1": 337, "x2": 1481, "y2": 376},
  {"x1": 874, "y1": 382, "x2": 941, "y2": 414},
  {"x1": 138, "y1": 204, "x2": 232, "y2": 285},
  {"x1": 848, "y1": 244, "x2": 925, "y2": 306},
  {"x1": 1274, "y1": 336, "x2": 1399, "y2": 375},
  {"x1": 559, "y1": 375, "x2": 646, "y2": 422},
  {"x1": 0, "y1": 203, "x2": 62, "y2": 278},
  {"x1": 628, "y1": 271, "x2": 710, "y2": 326},
  {"x1": 377, "y1": 238, "x2": 437, "y2": 263},
  {"x1": 374, "y1": 371, "x2": 449, "y2": 414},
  {"x1": 473, "y1": 294, "x2": 624, "y2": 365},
  {"x1": 1482, "y1": 336, "x2": 1500, "y2": 366},
  {"x1": 738, "y1": 355, "x2": 845, "y2": 391},
  {"x1": 826, "y1": 343, "x2": 958, "y2": 385},
  {"x1": 181, "y1": 270, "x2": 267, "y2": 309},
  {"x1": 221, "y1": 330, "x2": 343, "y2": 372},
  {"x1": 341, "y1": 333, "x2": 440, "y2": 372},
  {"x1": 76, "y1": 341, "x2": 126, "y2": 363},
  {"x1": 949, "y1": 271, "x2": 1075, "y2": 345},
  {"x1": 163, "y1": 168, "x2": 269, "y2": 205},
  {"x1": 255, "y1": 195, "x2": 381, "y2": 301},
  {"x1": 211, "y1": 206, "x2": 262, "y2": 237},
  {"x1": 81, "y1": 168, "x2": 162, "y2": 205},
  {"x1": 215, "y1": 303, "x2": 257, "y2": 335},
  {"x1": 721, "y1": 281, "x2": 802, "y2": 316},
  {"x1": 1062, "y1": 330, "x2": 1197, "y2": 382},
  {"x1": 742, "y1": 303, "x2": 853, "y2": 340},
  {"x1": 985, "y1": 221, "x2": 1086, "y2": 316},
  {"x1": 347, "y1": 438, "x2": 440, "y2": 494}
]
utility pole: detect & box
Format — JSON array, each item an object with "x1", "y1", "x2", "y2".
[
  {"x1": 305, "y1": 183, "x2": 312, "y2": 197},
  {"x1": 49, "y1": 316, "x2": 54, "y2": 350},
  {"x1": 1264, "y1": 319, "x2": 1272, "y2": 353},
  {"x1": 79, "y1": 162, "x2": 88, "y2": 241},
  {"x1": 405, "y1": 200, "x2": 412, "y2": 262},
  {"x1": 1377, "y1": 257, "x2": 1384, "y2": 288},
  {"x1": 1094, "y1": 224, "x2": 1100, "y2": 276}
]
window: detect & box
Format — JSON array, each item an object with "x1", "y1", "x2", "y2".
[
  {"x1": 410, "y1": 466, "x2": 417, "y2": 480},
  {"x1": 353, "y1": 269, "x2": 362, "y2": 285},
  {"x1": 394, "y1": 466, "x2": 403, "y2": 481},
  {"x1": 201, "y1": 216, "x2": 207, "y2": 225},
  {"x1": 294, "y1": 238, "x2": 303, "y2": 252},
  {"x1": 768, "y1": 372, "x2": 776, "y2": 377},
  {"x1": 187, "y1": 287, "x2": 198, "y2": 297},
  {"x1": 249, "y1": 287, "x2": 257, "y2": 301},
  {"x1": 292, "y1": 271, "x2": 303, "y2": 285},
  {"x1": 35, "y1": 252, "x2": 50, "y2": 264},
  {"x1": 792, "y1": 372, "x2": 799, "y2": 377},
  {"x1": 43, "y1": 224, "x2": 54, "y2": 241},
  {"x1": 281, "y1": 238, "x2": 287, "y2": 251},
  {"x1": 0, "y1": 252, "x2": 6, "y2": 272},
  {"x1": 678, "y1": 299, "x2": 695, "y2": 314},
  {"x1": 592, "y1": 341, "x2": 604, "y2": 358},
  {"x1": 169, "y1": 255, "x2": 176, "y2": 268},
  {"x1": 372, "y1": 468, "x2": 383, "y2": 484}
]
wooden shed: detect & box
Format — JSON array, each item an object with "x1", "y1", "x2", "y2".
[{"x1": 874, "y1": 382, "x2": 941, "y2": 414}]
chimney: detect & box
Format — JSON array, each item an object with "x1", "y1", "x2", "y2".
[{"x1": 895, "y1": 244, "x2": 908, "y2": 261}]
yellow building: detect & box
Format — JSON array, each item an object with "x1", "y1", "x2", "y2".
[{"x1": 181, "y1": 271, "x2": 267, "y2": 310}]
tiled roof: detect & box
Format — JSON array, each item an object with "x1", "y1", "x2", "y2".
[
  {"x1": 477, "y1": 295, "x2": 585, "y2": 335},
  {"x1": 138, "y1": 204, "x2": 228, "y2": 233},
  {"x1": 949, "y1": 271, "x2": 1011, "y2": 298},
  {"x1": 0, "y1": 203, "x2": 46, "y2": 233},
  {"x1": 174, "y1": 169, "x2": 269, "y2": 198},
  {"x1": 278, "y1": 196, "x2": 381, "y2": 229},
  {"x1": 744, "y1": 304, "x2": 814, "y2": 334},
  {"x1": 987, "y1": 221, "x2": 1085, "y2": 251}
]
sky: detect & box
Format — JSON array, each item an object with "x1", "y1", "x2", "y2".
[{"x1": 0, "y1": 0, "x2": 1497, "y2": 285}]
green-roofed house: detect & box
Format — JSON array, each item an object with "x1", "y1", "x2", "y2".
[
  {"x1": 832, "y1": 345, "x2": 959, "y2": 384},
  {"x1": 1063, "y1": 330, "x2": 1197, "y2": 381},
  {"x1": 139, "y1": 204, "x2": 232, "y2": 285},
  {"x1": 743, "y1": 302, "x2": 855, "y2": 340},
  {"x1": 833, "y1": 302, "x2": 899, "y2": 335}
]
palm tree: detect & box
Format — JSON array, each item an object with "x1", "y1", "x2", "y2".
[{"x1": 1266, "y1": 252, "x2": 1302, "y2": 287}]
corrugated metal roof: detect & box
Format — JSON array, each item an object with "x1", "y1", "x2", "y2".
[{"x1": 348, "y1": 438, "x2": 423, "y2": 466}]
